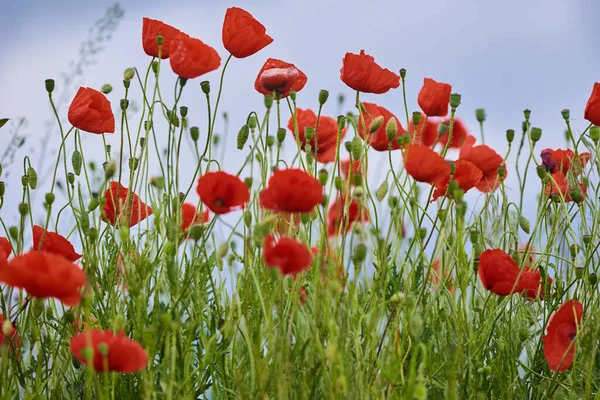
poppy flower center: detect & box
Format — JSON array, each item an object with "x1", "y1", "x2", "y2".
[
  {"x1": 259, "y1": 67, "x2": 299, "y2": 92},
  {"x1": 214, "y1": 198, "x2": 227, "y2": 208}
]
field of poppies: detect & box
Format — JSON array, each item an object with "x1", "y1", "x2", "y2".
[{"x1": 1, "y1": 5, "x2": 600, "y2": 399}]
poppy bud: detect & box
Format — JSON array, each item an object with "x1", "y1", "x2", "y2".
[
  {"x1": 237, "y1": 125, "x2": 250, "y2": 150},
  {"x1": 351, "y1": 136, "x2": 362, "y2": 161},
  {"x1": 583, "y1": 234, "x2": 592, "y2": 247},
  {"x1": 277, "y1": 128, "x2": 286, "y2": 144},
  {"x1": 305, "y1": 144, "x2": 313, "y2": 153},
  {"x1": 475, "y1": 108, "x2": 486, "y2": 122},
  {"x1": 244, "y1": 177, "x2": 253, "y2": 189},
  {"x1": 151, "y1": 61, "x2": 159, "y2": 74},
  {"x1": 2, "y1": 319, "x2": 12, "y2": 337},
  {"x1": 376, "y1": 180, "x2": 389, "y2": 201},
  {"x1": 21, "y1": 175, "x2": 29, "y2": 187},
  {"x1": 353, "y1": 186, "x2": 364, "y2": 198},
  {"x1": 120, "y1": 99, "x2": 129, "y2": 112},
  {"x1": 67, "y1": 172, "x2": 75, "y2": 185},
  {"x1": 575, "y1": 267, "x2": 584, "y2": 279},
  {"x1": 530, "y1": 127, "x2": 542, "y2": 142},
  {"x1": 266, "y1": 136, "x2": 275, "y2": 148},
  {"x1": 179, "y1": 106, "x2": 188, "y2": 118},
  {"x1": 337, "y1": 115, "x2": 346, "y2": 131},
  {"x1": 497, "y1": 165, "x2": 506, "y2": 179},
  {"x1": 344, "y1": 141, "x2": 352, "y2": 153},
  {"x1": 27, "y1": 167, "x2": 37, "y2": 190},
  {"x1": 450, "y1": 93, "x2": 461, "y2": 109},
  {"x1": 129, "y1": 158, "x2": 139, "y2": 171},
  {"x1": 318, "y1": 169, "x2": 328, "y2": 186},
  {"x1": 589, "y1": 272, "x2": 598, "y2": 286},
  {"x1": 437, "y1": 121, "x2": 449, "y2": 136},
  {"x1": 353, "y1": 173, "x2": 363, "y2": 187},
  {"x1": 551, "y1": 193, "x2": 561, "y2": 203},
  {"x1": 264, "y1": 94, "x2": 273, "y2": 109},
  {"x1": 561, "y1": 109, "x2": 570, "y2": 121},
  {"x1": 18, "y1": 203, "x2": 29, "y2": 216},
  {"x1": 0, "y1": 181, "x2": 4, "y2": 196},
  {"x1": 189, "y1": 225, "x2": 204, "y2": 241},
  {"x1": 523, "y1": 109, "x2": 531, "y2": 121},
  {"x1": 369, "y1": 116, "x2": 384, "y2": 134},
  {"x1": 217, "y1": 242, "x2": 229, "y2": 259},
  {"x1": 386, "y1": 118, "x2": 398, "y2": 141},
  {"x1": 179, "y1": 77, "x2": 188, "y2": 88},
  {"x1": 8, "y1": 226, "x2": 18, "y2": 241},
  {"x1": 506, "y1": 129, "x2": 515, "y2": 143},
  {"x1": 399, "y1": 68, "x2": 407, "y2": 79},
  {"x1": 256, "y1": 152, "x2": 263, "y2": 163},
  {"x1": 45, "y1": 79, "x2": 55, "y2": 93},
  {"x1": 470, "y1": 229, "x2": 479, "y2": 243},
  {"x1": 417, "y1": 227, "x2": 427, "y2": 241},
  {"x1": 300, "y1": 213, "x2": 311, "y2": 225},
  {"x1": 288, "y1": 91, "x2": 296, "y2": 101},
  {"x1": 354, "y1": 243, "x2": 368, "y2": 262},
  {"x1": 248, "y1": 116, "x2": 257, "y2": 130},
  {"x1": 412, "y1": 111, "x2": 422, "y2": 127},
  {"x1": 305, "y1": 127, "x2": 315, "y2": 141},
  {"x1": 536, "y1": 166, "x2": 547, "y2": 180},
  {"x1": 317, "y1": 89, "x2": 329, "y2": 106},
  {"x1": 569, "y1": 244, "x2": 579, "y2": 259},
  {"x1": 72, "y1": 150, "x2": 82, "y2": 176},
  {"x1": 32, "y1": 299, "x2": 44, "y2": 318},
  {"x1": 144, "y1": 120, "x2": 152, "y2": 132},
  {"x1": 45, "y1": 192, "x2": 55, "y2": 206},
  {"x1": 455, "y1": 201, "x2": 466, "y2": 218},
  {"x1": 453, "y1": 188, "x2": 464, "y2": 202},
  {"x1": 189, "y1": 126, "x2": 199, "y2": 142},
  {"x1": 570, "y1": 187, "x2": 583, "y2": 204},
  {"x1": 101, "y1": 84, "x2": 113, "y2": 94},
  {"x1": 590, "y1": 126, "x2": 600, "y2": 143},
  {"x1": 518, "y1": 215, "x2": 530, "y2": 234},
  {"x1": 200, "y1": 81, "x2": 210, "y2": 94},
  {"x1": 334, "y1": 177, "x2": 343, "y2": 190},
  {"x1": 103, "y1": 161, "x2": 116, "y2": 180},
  {"x1": 321, "y1": 194, "x2": 329, "y2": 208}
]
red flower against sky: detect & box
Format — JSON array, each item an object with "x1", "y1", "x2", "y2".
[
  {"x1": 70, "y1": 329, "x2": 148, "y2": 373},
  {"x1": 0, "y1": 250, "x2": 86, "y2": 306},
  {"x1": 459, "y1": 136, "x2": 506, "y2": 192},
  {"x1": 403, "y1": 145, "x2": 450, "y2": 185},
  {"x1": 197, "y1": 171, "x2": 250, "y2": 214},
  {"x1": 288, "y1": 109, "x2": 346, "y2": 163},
  {"x1": 181, "y1": 203, "x2": 210, "y2": 234},
  {"x1": 543, "y1": 300, "x2": 583, "y2": 372},
  {"x1": 432, "y1": 159, "x2": 483, "y2": 201},
  {"x1": 340, "y1": 158, "x2": 362, "y2": 181},
  {"x1": 33, "y1": 225, "x2": 82, "y2": 262},
  {"x1": 340, "y1": 50, "x2": 400, "y2": 94},
  {"x1": 409, "y1": 116, "x2": 438, "y2": 147},
  {"x1": 438, "y1": 118, "x2": 469, "y2": 149},
  {"x1": 0, "y1": 314, "x2": 21, "y2": 357},
  {"x1": 255, "y1": 58, "x2": 307, "y2": 98},
  {"x1": 584, "y1": 82, "x2": 600, "y2": 126},
  {"x1": 68, "y1": 87, "x2": 115, "y2": 134},
  {"x1": 544, "y1": 171, "x2": 587, "y2": 203},
  {"x1": 417, "y1": 78, "x2": 452, "y2": 117},
  {"x1": 222, "y1": 7, "x2": 273, "y2": 58},
  {"x1": 357, "y1": 102, "x2": 405, "y2": 151},
  {"x1": 142, "y1": 18, "x2": 182, "y2": 58},
  {"x1": 0, "y1": 237, "x2": 12, "y2": 263},
  {"x1": 170, "y1": 34, "x2": 221, "y2": 79},
  {"x1": 263, "y1": 234, "x2": 313, "y2": 276},
  {"x1": 327, "y1": 196, "x2": 369, "y2": 236},
  {"x1": 103, "y1": 182, "x2": 153, "y2": 228},
  {"x1": 540, "y1": 148, "x2": 590, "y2": 175},
  {"x1": 260, "y1": 168, "x2": 323, "y2": 213}
]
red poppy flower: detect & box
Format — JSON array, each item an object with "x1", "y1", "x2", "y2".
[
  {"x1": 584, "y1": 82, "x2": 600, "y2": 126},
  {"x1": 70, "y1": 329, "x2": 148, "y2": 373},
  {"x1": 142, "y1": 18, "x2": 183, "y2": 59},
  {"x1": 0, "y1": 250, "x2": 86, "y2": 306},
  {"x1": 32, "y1": 225, "x2": 82, "y2": 262},
  {"x1": 540, "y1": 148, "x2": 590, "y2": 175},
  {"x1": 357, "y1": 102, "x2": 405, "y2": 151},
  {"x1": 287, "y1": 109, "x2": 347, "y2": 163},
  {"x1": 169, "y1": 34, "x2": 221, "y2": 79},
  {"x1": 68, "y1": 87, "x2": 115, "y2": 134},
  {"x1": 0, "y1": 314, "x2": 21, "y2": 357},
  {"x1": 409, "y1": 116, "x2": 438, "y2": 147},
  {"x1": 196, "y1": 171, "x2": 250, "y2": 214},
  {"x1": 432, "y1": 159, "x2": 483, "y2": 201},
  {"x1": 263, "y1": 234, "x2": 312, "y2": 276},
  {"x1": 544, "y1": 172, "x2": 587, "y2": 202},
  {"x1": 0, "y1": 237, "x2": 12, "y2": 263},
  {"x1": 103, "y1": 182, "x2": 153, "y2": 228},
  {"x1": 438, "y1": 118, "x2": 469, "y2": 149},
  {"x1": 340, "y1": 158, "x2": 362, "y2": 181},
  {"x1": 340, "y1": 50, "x2": 400, "y2": 94},
  {"x1": 417, "y1": 78, "x2": 452, "y2": 117},
  {"x1": 260, "y1": 168, "x2": 323, "y2": 213},
  {"x1": 543, "y1": 300, "x2": 583, "y2": 372},
  {"x1": 403, "y1": 145, "x2": 450, "y2": 185},
  {"x1": 255, "y1": 58, "x2": 307, "y2": 98},
  {"x1": 327, "y1": 196, "x2": 369, "y2": 236},
  {"x1": 429, "y1": 259, "x2": 453, "y2": 291},
  {"x1": 181, "y1": 203, "x2": 210, "y2": 234},
  {"x1": 222, "y1": 7, "x2": 273, "y2": 58},
  {"x1": 459, "y1": 136, "x2": 506, "y2": 192}
]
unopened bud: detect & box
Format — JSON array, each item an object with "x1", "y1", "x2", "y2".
[
  {"x1": 369, "y1": 116, "x2": 384, "y2": 134},
  {"x1": 27, "y1": 167, "x2": 37, "y2": 189},
  {"x1": 237, "y1": 125, "x2": 250, "y2": 150},
  {"x1": 264, "y1": 94, "x2": 273, "y2": 109},
  {"x1": 351, "y1": 136, "x2": 362, "y2": 161},
  {"x1": 101, "y1": 84, "x2": 113, "y2": 94},
  {"x1": 570, "y1": 187, "x2": 583, "y2": 204},
  {"x1": 318, "y1": 169, "x2": 328, "y2": 186},
  {"x1": 18, "y1": 203, "x2": 29, "y2": 216},
  {"x1": 412, "y1": 111, "x2": 422, "y2": 126},
  {"x1": 72, "y1": 150, "x2": 82, "y2": 176},
  {"x1": 277, "y1": 128, "x2": 286, "y2": 144},
  {"x1": 248, "y1": 116, "x2": 257, "y2": 129},
  {"x1": 475, "y1": 108, "x2": 486, "y2": 122},
  {"x1": 243, "y1": 211, "x2": 252, "y2": 228},
  {"x1": 305, "y1": 127, "x2": 315, "y2": 141},
  {"x1": 561, "y1": 109, "x2": 570, "y2": 121},
  {"x1": 45, "y1": 193, "x2": 55, "y2": 205},
  {"x1": 200, "y1": 81, "x2": 210, "y2": 94},
  {"x1": 590, "y1": 126, "x2": 600, "y2": 143},
  {"x1": 376, "y1": 180, "x2": 389, "y2": 201},
  {"x1": 386, "y1": 118, "x2": 398, "y2": 141},
  {"x1": 318, "y1": 89, "x2": 329, "y2": 105},
  {"x1": 266, "y1": 135, "x2": 275, "y2": 147},
  {"x1": 518, "y1": 215, "x2": 530, "y2": 234},
  {"x1": 497, "y1": 165, "x2": 506, "y2": 179},
  {"x1": 32, "y1": 299, "x2": 44, "y2": 318},
  {"x1": 103, "y1": 160, "x2": 116, "y2": 179},
  {"x1": 353, "y1": 243, "x2": 367, "y2": 262}
]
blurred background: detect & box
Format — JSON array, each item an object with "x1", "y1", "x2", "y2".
[{"x1": 0, "y1": 0, "x2": 599, "y2": 228}]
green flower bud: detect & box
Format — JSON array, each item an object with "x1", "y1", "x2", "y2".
[
  {"x1": 119, "y1": 99, "x2": 129, "y2": 112},
  {"x1": 469, "y1": 229, "x2": 479, "y2": 244},
  {"x1": 536, "y1": 166, "x2": 547, "y2": 179},
  {"x1": 237, "y1": 125, "x2": 250, "y2": 150},
  {"x1": 248, "y1": 116, "x2": 257, "y2": 129},
  {"x1": 151, "y1": 61, "x2": 159, "y2": 74},
  {"x1": 575, "y1": 268, "x2": 584, "y2": 279},
  {"x1": 45, "y1": 79, "x2": 55, "y2": 93},
  {"x1": 590, "y1": 126, "x2": 600, "y2": 143},
  {"x1": 190, "y1": 126, "x2": 199, "y2": 142},
  {"x1": 27, "y1": 167, "x2": 37, "y2": 190},
  {"x1": 264, "y1": 94, "x2": 273, "y2": 109},
  {"x1": 437, "y1": 121, "x2": 449, "y2": 136},
  {"x1": 417, "y1": 227, "x2": 427, "y2": 241},
  {"x1": 475, "y1": 108, "x2": 486, "y2": 122},
  {"x1": 72, "y1": 150, "x2": 82, "y2": 176},
  {"x1": 189, "y1": 225, "x2": 204, "y2": 241},
  {"x1": 101, "y1": 84, "x2": 113, "y2": 94},
  {"x1": 21, "y1": 175, "x2": 29, "y2": 187},
  {"x1": 412, "y1": 111, "x2": 422, "y2": 126},
  {"x1": 318, "y1": 169, "x2": 328, "y2": 186},
  {"x1": 179, "y1": 106, "x2": 188, "y2": 118},
  {"x1": 244, "y1": 177, "x2": 253, "y2": 189},
  {"x1": 369, "y1": 116, "x2": 384, "y2": 133},
  {"x1": 217, "y1": 242, "x2": 229, "y2": 259},
  {"x1": 497, "y1": 165, "x2": 506, "y2": 179},
  {"x1": 506, "y1": 129, "x2": 515, "y2": 143},
  {"x1": 318, "y1": 89, "x2": 329, "y2": 105},
  {"x1": 289, "y1": 91, "x2": 296, "y2": 101},
  {"x1": 277, "y1": 128, "x2": 286, "y2": 144},
  {"x1": 0, "y1": 181, "x2": 4, "y2": 196},
  {"x1": 334, "y1": 177, "x2": 343, "y2": 190},
  {"x1": 103, "y1": 160, "x2": 116, "y2": 180},
  {"x1": 589, "y1": 272, "x2": 598, "y2": 286},
  {"x1": 530, "y1": 127, "x2": 542, "y2": 142},
  {"x1": 305, "y1": 127, "x2": 315, "y2": 141},
  {"x1": 344, "y1": 141, "x2": 352, "y2": 153},
  {"x1": 201, "y1": 81, "x2": 210, "y2": 94},
  {"x1": 243, "y1": 211, "x2": 252, "y2": 228},
  {"x1": 45, "y1": 192, "x2": 55, "y2": 205},
  {"x1": 353, "y1": 173, "x2": 363, "y2": 187},
  {"x1": 18, "y1": 203, "x2": 29, "y2": 216},
  {"x1": 354, "y1": 243, "x2": 368, "y2": 262},
  {"x1": 67, "y1": 172, "x2": 75, "y2": 185},
  {"x1": 337, "y1": 115, "x2": 346, "y2": 131},
  {"x1": 353, "y1": 186, "x2": 364, "y2": 198},
  {"x1": 518, "y1": 215, "x2": 530, "y2": 234},
  {"x1": 179, "y1": 77, "x2": 187, "y2": 87},
  {"x1": 523, "y1": 109, "x2": 531, "y2": 121},
  {"x1": 570, "y1": 187, "x2": 583, "y2": 204},
  {"x1": 351, "y1": 136, "x2": 362, "y2": 161},
  {"x1": 399, "y1": 68, "x2": 407, "y2": 79},
  {"x1": 266, "y1": 135, "x2": 275, "y2": 147},
  {"x1": 300, "y1": 213, "x2": 311, "y2": 225},
  {"x1": 376, "y1": 180, "x2": 389, "y2": 201},
  {"x1": 388, "y1": 195, "x2": 399, "y2": 208},
  {"x1": 385, "y1": 118, "x2": 398, "y2": 141},
  {"x1": 8, "y1": 226, "x2": 18, "y2": 240},
  {"x1": 450, "y1": 93, "x2": 461, "y2": 109},
  {"x1": 129, "y1": 157, "x2": 139, "y2": 171}
]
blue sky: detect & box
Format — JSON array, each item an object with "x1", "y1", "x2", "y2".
[{"x1": 0, "y1": 0, "x2": 599, "y2": 226}]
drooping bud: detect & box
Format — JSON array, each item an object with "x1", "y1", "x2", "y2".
[
  {"x1": 570, "y1": 187, "x2": 583, "y2": 204},
  {"x1": 101, "y1": 84, "x2": 113, "y2": 94},
  {"x1": 518, "y1": 215, "x2": 530, "y2": 234},
  {"x1": 27, "y1": 167, "x2": 37, "y2": 190},
  {"x1": 237, "y1": 125, "x2": 250, "y2": 150},
  {"x1": 248, "y1": 116, "x2": 257, "y2": 129},
  {"x1": 376, "y1": 180, "x2": 389, "y2": 201}
]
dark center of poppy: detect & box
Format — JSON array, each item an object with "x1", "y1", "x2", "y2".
[
  {"x1": 568, "y1": 333, "x2": 576, "y2": 340},
  {"x1": 214, "y1": 198, "x2": 226, "y2": 208}
]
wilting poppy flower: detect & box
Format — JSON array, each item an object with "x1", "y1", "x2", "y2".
[
  {"x1": 169, "y1": 34, "x2": 221, "y2": 79},
  {"x1": 584, "y1": 82, "x2": 600, "y2": 126},
  {"x1": 263, "y1": 234, "x2": 312, "y2": 275},
  {"x1": 0, "y1": 250, "x2": 86, "y2": 306},
  {"x1": 417, "y1": 78, "x2": 452, "y2": 117},
  {"x1": 438, "y1": 117, "x2": 469, "y2": 149},
  {"x1": 340, "y1": 50, "x2": 400, "y2": 94},
  {"x1": 32, "y1": 225, "x2": 82, "y2": 262},
  {"x1": 181, "y1": 203, "x2": 210, "y2": 234},
  {"x1": 196, "y1": 171, "x2": 250, "y2": 214},
  {"x1": 543, "y1": 300, "x2": 583, "y2": 372},
  {"x1": 544, "y1": 172, "x2": 587, "y2": 203},
  {"x1": 142, "y1": 18, "x2": 183, "y2": 59},
  {"x1": 68, "y1": 87, "x2": 115, "y2": 134},
  {"x1": 0, "y1": 314, "x2": 21, "y2": 356},
  {"x1": 403, "y1": 145, "x2": 450, "y2": 185},
  {"x1": 260, "y1": 168, "x2": 323, "y2": 213},
  {"x1": 340, "y1": 158, "x2": 362, "y2": 181},
  {"x1": 222, "y1": 7, "x2": 273, "y2": 58},
  {"x1": 255, "y1": 58, "x2": 307, "y2": 98},
  {"x1": 357, "y1": 103, "x2": 405, "y2": 151},
  {"x1": 459, "y1": 136, "x2": 506, "y2": 192},
  {"x1": 432, "y1": 159, "x2": 483, "y2": 201},
  {"x1": 429, "y1": 259, "x2": 453, "y2": 291},
  {"x1": 327, "y1": 196, "x2": 369, "y2": 236},
  {"x1": 288, "y1": 109, "x2": 347, "y2": 163},
  {"x1": 70, "y1": 329, "x2": 148, "y2": 373},
  {"x1": 409, "y1": 116, "x2": 438, "y2": 147},
  {"x1": 103, "y1": 182, "x2": 153, "y2": 228},
  {"x1": 540, "y1": 148, "x2": 590, "y2": 175}
]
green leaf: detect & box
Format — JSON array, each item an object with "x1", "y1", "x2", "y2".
[{"x1": 0, "y1": 118, "x2": 9, "y2": 129}]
